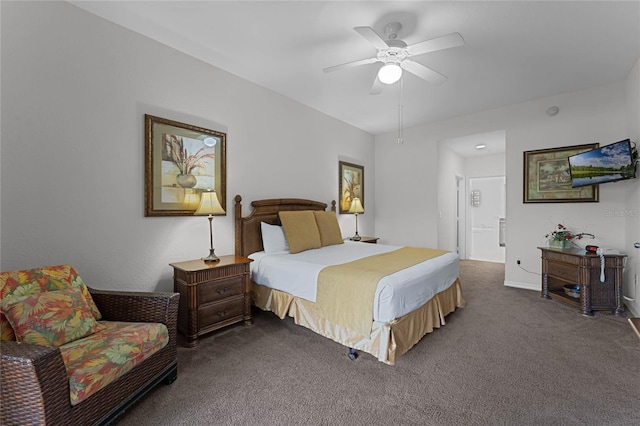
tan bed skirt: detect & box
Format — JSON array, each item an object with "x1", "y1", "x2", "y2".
[{"x1": 251, "y1": 278, "x2": 465, "y2": 365}]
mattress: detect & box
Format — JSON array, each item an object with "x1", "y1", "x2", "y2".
[{"x1": 249, "y1": 241, "x2": 459, "y2": 322}]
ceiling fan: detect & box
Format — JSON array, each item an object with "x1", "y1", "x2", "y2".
[{"x1": 323, "y1": 22, "x2": 464, "y2": 94}]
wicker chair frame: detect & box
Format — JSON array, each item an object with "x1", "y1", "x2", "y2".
[{"x1": 1, "y1": 288, "x2": 179, "y2": 426}]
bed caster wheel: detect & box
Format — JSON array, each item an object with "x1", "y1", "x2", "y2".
[{"x1": 347, "y1": 348, "x2": 358, "y2": 361}]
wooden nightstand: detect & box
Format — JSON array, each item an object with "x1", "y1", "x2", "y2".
[
  {"x1": 358, "y1": 236, "x2": 379, "y2": 244},
  {"x1": 170, "y1": 255, "x2": 253, "y2": 347},
  {"x1": 539, "y1": 247, "x2": 626, "y2": 316},
  {"x1": 347, "y1": 236, "x2": 379, "y2": 244}
]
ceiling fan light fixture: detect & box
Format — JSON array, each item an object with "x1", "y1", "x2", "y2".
[{"x1": 378, "y1": 63, "x2": 402, "y2": 84}]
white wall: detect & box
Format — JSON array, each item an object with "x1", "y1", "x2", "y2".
[
  {"x1": 436, "y1": 144, "x2": 465, "y2": 252},
  {"x1": 624, "y1": 57, "x2": 640, "y2": 317},
  {"x1": 0, "y1": 1, "x2": 374, "y2": 292},
  {"x1": 374, "y1": 124, "x2": 440, "y2": 247},
  {"x1": 464, "y1": 153, "x2": 505, "y2": 178},
  {"x1": 375, "y1": 81, "x2": 631, "y2": 292}
]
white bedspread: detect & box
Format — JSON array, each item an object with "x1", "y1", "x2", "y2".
[{"x1": 249, "y1": 241, "x2": 459, "y2": 322}]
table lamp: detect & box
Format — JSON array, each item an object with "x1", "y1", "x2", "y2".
[
  {"x1": 349, "y1": 197, "x2": 364, "y2": 241},
  {"x1": 195, "y1": 190, "x2": 225, "y2": 262}
]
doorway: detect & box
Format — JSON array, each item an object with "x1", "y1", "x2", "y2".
[
  {"x1": 456, "y1": 175, "x2": 466, "y2": 259},
  {"x1": 438, "y1": 129, "x2": 506, "y2": 261},
  {"x1": 468, "y1": 176, "x2": 505, "y2": 262}
]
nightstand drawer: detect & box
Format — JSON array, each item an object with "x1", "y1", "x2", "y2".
[
  {"x1": 547, "y1": 262, "x2": 579, "y2": 283},
  {"x1": 198, "y1": 276, "x2": 243, "y2": 304},
  {"x1": 199, "y1": 296, "x2": 245, "y2": 327}
]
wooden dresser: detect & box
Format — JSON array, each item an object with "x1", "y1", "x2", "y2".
[
  {"x1": 539, "y1": 247, "x2": 626, "y2": 316},
  {"x1": 170, "y1": 255, "x2": 253, "y2": 347}
]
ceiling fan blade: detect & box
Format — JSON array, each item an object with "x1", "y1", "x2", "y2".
[
  {"x1": 369, "y1": 75, "x2": 383, "y2": 95},
  {"x1": 353, "y1": 26, "x2": 389, "y2": 50},
  {"x1": 402, "y1": 60, "x2": 447, "y2": 85},
  {"x1": 406, "y1": 32, "x2": 464, "y2": 56},
  {"x1": 323, "y1": 57, "x2": 378, "y2": 73}
]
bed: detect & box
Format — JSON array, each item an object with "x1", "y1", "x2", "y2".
[{"x1": 234, "y1": 195, "x2": 465, "y2": 365}]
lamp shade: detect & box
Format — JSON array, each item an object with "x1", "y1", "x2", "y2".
[
  {"x1": 195, "y1": 191, "x2": 225, "y2": 215},
  {"x1": 378, "y1": 63, "x2": 402, "y2": 84},
  {"x1": 349, "y1": 197, "x2": 364, "y2": 214}
]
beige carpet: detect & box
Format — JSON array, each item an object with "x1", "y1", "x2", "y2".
[{"x1": 114, "y1": 260, "x2": 640, "y2": 426}]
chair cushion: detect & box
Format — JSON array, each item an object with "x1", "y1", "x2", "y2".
[
  {"x1": 59, "y1": 320, "x2": 169, "y2": 406},
  {"x1": 1, "y1": 287, "x2": 104, "y2": 347},
  {"x1": 0, "y1": 265, "x2": 102, "y2": 341}
]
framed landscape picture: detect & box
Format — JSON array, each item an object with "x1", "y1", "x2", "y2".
[
  {"x1": 339, "y1": 161, "x2": 364, "y2": 213},
  {"x1": 523, "y1": 143, "x2": 598, "y2": 203},
  {"x1": 145, "y1": 114, "x2": 227, "y2": 216}
]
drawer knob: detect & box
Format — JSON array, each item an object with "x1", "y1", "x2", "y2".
[
  {"x1": 217, "y1": 310, "x2": 228, "y2": 317},
  {"x1": 216, "y1": 287, "x2": 228, "y2": 295}
]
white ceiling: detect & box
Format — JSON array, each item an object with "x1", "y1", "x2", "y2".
[
  {"x1": 70, "y1": 1, "x2": 639, "y2": 140},
  {"x1": 444, "y1": 130, "x2": 506, "y2": 158}
]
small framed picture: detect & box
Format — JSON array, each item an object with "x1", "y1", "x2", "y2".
[{"x1": 339, "y1": 161, "x2": 364, "y2": 213}]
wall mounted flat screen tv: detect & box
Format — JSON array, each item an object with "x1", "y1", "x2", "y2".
[{"x1": 568, "y1": 139, "x2": 637, "y2": 188}]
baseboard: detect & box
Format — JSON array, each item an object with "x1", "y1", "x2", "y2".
[{"x1": 504, "y1": 280, "x2": 538, "y2": 291}]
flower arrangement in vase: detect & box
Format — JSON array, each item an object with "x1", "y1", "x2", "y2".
[
  {"x1": 164, "y1": 134, "x2": 215, "y2": 188},
  {"x1": 545, "y1": 224, "x2": 595, "y2": 249}
]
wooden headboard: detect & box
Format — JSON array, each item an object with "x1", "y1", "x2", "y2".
[{"x1": 234, "y1": 195, "x2": 336, "y2": 257}]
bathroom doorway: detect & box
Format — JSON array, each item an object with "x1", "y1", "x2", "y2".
[{"x1": 468, "y1": 176, "x2": 505, "y2": 262}]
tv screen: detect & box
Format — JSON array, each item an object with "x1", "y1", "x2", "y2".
[{"x1": 568, "y1": 139, "x2": 637, "y2": 188}]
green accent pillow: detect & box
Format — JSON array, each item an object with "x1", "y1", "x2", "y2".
[
  {"x1": 313, "y1": 211, "x2": 344, "y2": 247},
  {"x1": 278, "y1": 210, "x2": 322, "y2": 254},
  {"x1": 2, "y1": 287, "x2": 103, "y2": 347}
]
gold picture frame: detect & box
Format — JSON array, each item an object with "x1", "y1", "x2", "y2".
[
  {"x1": 145, "y1": 114, "x2": 226, "y2": 216},
  {"x1": 523, "y1": 143, "x2": 598, "y2": 203},
  {"x1": 339, "y1": 161, "x2": 364, "y2": 213}
]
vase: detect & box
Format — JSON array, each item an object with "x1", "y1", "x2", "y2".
[
  {"x1": 176, "y1": 174, "x2": 197, "y2": 188},
  {"x1": 549, "y1": 239, "x2": 567, "y2": 249}
]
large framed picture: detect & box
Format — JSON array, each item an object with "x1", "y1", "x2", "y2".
[
  {"x1": 338, "y1": 161, "x2": 364, "y2": 213},
  {"x1": 523, "y1": 143, "x2": 598, "y2": 203},
  {"x1": 145, "y1": 114, "x2": 226, "y2": 216}
]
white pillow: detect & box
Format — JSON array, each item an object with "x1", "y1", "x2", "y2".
[{"x1": 261, "y1": 222, "x2": 290, "y2": 253}]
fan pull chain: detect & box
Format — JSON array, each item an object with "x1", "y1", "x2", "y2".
[{"x1": 397, "y1": 76, "x2": 404, "y2": 144}]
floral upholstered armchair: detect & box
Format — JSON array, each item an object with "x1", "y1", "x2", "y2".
[{"x1": 0, "y1": 265, "x2": 179, "y2": 425}]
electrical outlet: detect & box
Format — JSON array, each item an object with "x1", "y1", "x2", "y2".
[{"x1": 516, "y1": 256, "x2": 521, "y2": 265}]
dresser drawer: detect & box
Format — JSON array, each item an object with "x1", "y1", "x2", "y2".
[
  {"x1": 547, "y1": 261, "x2": 579, "y2": 283},
  {"x1": 198, "y1": 276, "x2": 243, "y2": 304},
  {"x1": 199, "y1": 296, "x2": 245, "y2": 328}
]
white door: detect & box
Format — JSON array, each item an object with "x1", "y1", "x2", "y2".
[{"x1": 468, "y1": 176, "x2": 506, "y2": 262}]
